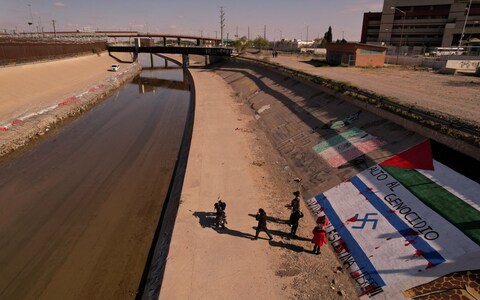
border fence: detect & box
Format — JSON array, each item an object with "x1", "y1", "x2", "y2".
[{"x1": 0, "y1": 35, "x2": 107, "y2": 65}]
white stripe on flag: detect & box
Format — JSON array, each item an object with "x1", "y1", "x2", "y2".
[{"x1": 418, "y1": 160, "x2": 480, "y2": 211}]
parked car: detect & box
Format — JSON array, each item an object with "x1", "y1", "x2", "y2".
[{"x1": 110, "y1": 64, "x2": 120, "y2": 71}]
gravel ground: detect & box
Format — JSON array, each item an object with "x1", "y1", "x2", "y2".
[{"x1": 251, "y1": 53, "x2": 480, "y2": 127}]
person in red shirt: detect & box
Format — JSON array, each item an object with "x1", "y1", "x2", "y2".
[{"x1": 312, "y1": 225, "x2": 327, "y2": 255}]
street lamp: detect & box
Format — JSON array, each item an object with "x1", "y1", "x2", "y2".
[{"x1": 391, "y1": 6, "x2": 406, "y2": 65}]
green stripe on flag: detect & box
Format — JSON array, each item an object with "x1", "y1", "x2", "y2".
[
  {"x1": 312, "y1": 127, "x2": 362, "y2": 153},
  {"x1": 383, "y1": 166, "x2": 480, "y2": 246}
]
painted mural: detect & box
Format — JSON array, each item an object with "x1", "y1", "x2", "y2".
[{"x1": 306, "y1": 140, "x2": 480, "y2": 298}]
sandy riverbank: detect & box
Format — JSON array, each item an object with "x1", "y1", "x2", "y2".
[{"x1": 0, "y1": 52, "x2": 140, "y2": 157}]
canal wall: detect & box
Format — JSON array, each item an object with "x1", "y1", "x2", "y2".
[
  {"x1": 136, "y1": 55, "x2": 195, "y2": 300},
  {"x1": 232, "y1": 57, "x2": 479, "y2": 160},
  {"x1": 0, "y1": 62, "x2": 141, "y2": 157}
]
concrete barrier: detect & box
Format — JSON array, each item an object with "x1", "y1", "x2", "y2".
[
  {"x1": 438, "y1": 67, "x2": 457, "y2": 75},
  {"x1": 445, "y1": 60, "x2": 480, "y2": 73}
]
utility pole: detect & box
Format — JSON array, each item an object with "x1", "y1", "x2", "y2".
[
  {"x1": 28, "y1": 4, "x2": 34, "y2": 34},
  {"x1": 459, "y1": 0, "x2": 473, "y2": 52},
  {"x1": 235, "y1": 26, "x2": 238, "y2": 38},
  {"x1": 220, "y1": 6, "x2": 225, "y2": 47},
  {"x1": 248, "y1": 26, "x2": 250, "y2": 40},
  {"x1": 306, "y1": 25, "x2": 309, "y2": 42},
  {"x1": 52, "y1": 19, "x2": 56, "y2": 37},
  {"x1": 264, "y1": 25, "x2": 266, "y2": 40},
  {"x1": 391, "y1": 7, "x2": 406, "y2": 65}
]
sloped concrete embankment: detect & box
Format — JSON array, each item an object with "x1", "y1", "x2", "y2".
[
  {"x1": 234, "y1": 57, "x2": 479, "y2": 161},
  {"x1": 134, "y1": 55, "x2": 195, "y2": 300},
  {"x1": 0, "y1": 63, "x2": 142, "y2": 157},
  {"x1": 214, "y1": 59, "x2": 428, "y2": 199}
]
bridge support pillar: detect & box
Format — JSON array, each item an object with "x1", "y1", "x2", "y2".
[
  {"x1": 163, "y1": 37, "x2": 166, "y2": 46},
  {"x1": 134, "y1": 38, "x2": 140, "y2": 61},
  {"x1": 182, "y1": 54, "x2": 189, "y2": 70},
  {"x1": 150, "y1": 53, "x2": 154, "y2": 68}
]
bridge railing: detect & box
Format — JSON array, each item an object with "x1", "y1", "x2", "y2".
[{"x1": 108, "y1": 45, "x2": 233, "y2": 56}]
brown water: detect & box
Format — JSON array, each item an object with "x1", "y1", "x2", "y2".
[{"x1": 0, "y1": 56, "x2": 190, "y2": 299}]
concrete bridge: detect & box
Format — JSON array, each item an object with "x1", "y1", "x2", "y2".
[
  {"x1": 108, "y1": 43, "x2": 233, "y2": 68},
  {"x1": 108, "y1": 45, "x2": 232, "y2": 57},
  {"x1": 100, "y1": 31, "x2": 221, "y2": 47}
]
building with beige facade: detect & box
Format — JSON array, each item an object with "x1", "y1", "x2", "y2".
[{"x1": 361, "y1": 0, "x2": 480, "y2": 47}]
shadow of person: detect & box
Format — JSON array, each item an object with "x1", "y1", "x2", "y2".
[
  {"x1": 213, "y1": 227, "x2": 256, "y2": 240},
  {"x1": 268, "y1": 240, "x2": 306, "y2": 253},
  {"x1": 290, "y1": 235, "x2": 313, "y2": 242},
  {"x1": 192, "y1": 211, "x2": 217, "y2": 228},
  {"x1": 193, "y1": 211, "x2": 256, "y2": 240},
  {"x1": 267, "y1": 228, "x2": 293, "y2": 239},
  {"x1": 251, "y1": 227, "x2": 300, "y2": 241},
  {"x1": 247, "y1": 213, "x2": 289, "y2": 225}
]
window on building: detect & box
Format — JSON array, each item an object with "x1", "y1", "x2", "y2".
[
  {"x1": 413, "y1": 6, "x2": 431, "y2": 11},
  {"x1": 360, "y1": 49, "x2": 384, "y2": 54}
]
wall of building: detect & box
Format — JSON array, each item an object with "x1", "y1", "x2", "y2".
[
  {"x1": 355, "y1": 49, "x2": 386, "y2": 66},
  {"x1": 363, "y1": 0, "x2": 480, "y2": 47}
]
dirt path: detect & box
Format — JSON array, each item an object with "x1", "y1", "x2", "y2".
[
  {"x1": 159, "y1": 67, "x2": 360, "y2": 299},
  {"x1": 257, "y1": 54, "x2": 480, "y2": 126}
]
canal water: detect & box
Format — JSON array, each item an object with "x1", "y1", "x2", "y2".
[{"x1": 0, "y1": 54, "x2": 191, "y2": 299}]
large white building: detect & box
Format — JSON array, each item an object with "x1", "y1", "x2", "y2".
[{"x1": 361, "y1": 0, "x2": 480, "y2": 47}]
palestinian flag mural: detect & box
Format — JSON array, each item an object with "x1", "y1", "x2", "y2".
[
  {"x1": 312, "y1": 127, "x2": 386, "y2": 168},
  {"x1": 306, "y1": 140, "x2": 480, "y2": 299}
]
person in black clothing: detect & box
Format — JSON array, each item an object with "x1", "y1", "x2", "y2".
[
  {"x1": 286, "y1": 191, "x2": 300, "y2": 213},
  {"x1": 253, "y1": 208, "x2": 273, "y2": 240},
  {"x1": 214, "y1": 199, "x2": 226, "y2": 212},
  {"x1": 214, "y1": 199, "x2": 227, "y2": 228},
  {"x1": 289, "y1": 210, "x2": 304, "y2": 237}
]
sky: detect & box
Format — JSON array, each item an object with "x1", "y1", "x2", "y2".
[{"x1": 0, "y1": 0, "x2": 384, "y2": 41}]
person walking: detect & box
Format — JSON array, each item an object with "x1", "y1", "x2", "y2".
[
  {"x1": 312, "y1": 225, "x2": 327, "y2": 255},
  {"x1": 253, "y1": 208, "x2": 273, "y2": 240},
  {"x1": 289, "y1": 210, "x2": 304, "y2": 237},
  {"x1": 286, "y1": 191, "x2": 301, "y2": 213}
]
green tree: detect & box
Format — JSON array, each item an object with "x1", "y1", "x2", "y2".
[
  {"x1": 231, "y1": 36, "x2": 252, "y2": 52},
  {"x1": 324, "y1": 26, "x2": 333, "y2": 43},
  {"x1": 253, "y1": 36, "x2": 269, "y2": 50},
  {"x1": 313, "y1": 37, "x2": 325, "y2": 48}
]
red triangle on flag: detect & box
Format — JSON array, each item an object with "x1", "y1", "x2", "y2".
[{"x1": 380, "y1": 140, "x2": 434, "y2": 170}]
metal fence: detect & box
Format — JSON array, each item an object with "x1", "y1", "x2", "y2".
[{"x1": 0, "y1": 37, "x2": 107, "y2": 65}]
